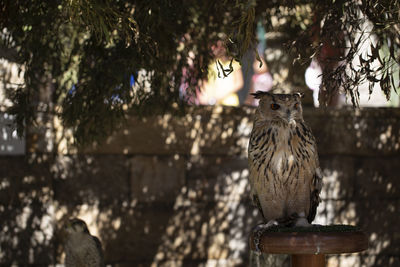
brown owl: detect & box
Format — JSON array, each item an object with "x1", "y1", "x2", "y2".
[{"x1": 248, "y1": 91, "x2": 322, "y2": 250}]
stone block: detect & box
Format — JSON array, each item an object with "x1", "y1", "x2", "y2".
[
  {"x1": 354, "y1": 157, "x2": 400, "y2": 199},
  {"x1": 304, "y1": 108, "x2": 355, "y2": 156},
  {"x1": 364, "y1": 255, "x2": 400, "y2": 267},
  {"x1": 104, "y1": 201, "x2": 234, "y2": 264},
  {"x1": 130, "y1": 156, "x2": 185, "y2": 203},
  {"x1": 186, "y1": 156, "x2": 249, "y2": 203},
  {"x1": 101, "y1": 196, "x2": 258, "y2": 265},
  {"x1": 0, "y1": 156, "x2": 54, "y2": 265},
  {"x1": 319, "y1": 156, "x2": 356, "y2": 200},
  {"x1": 304, "y1": 108, "x2": 400, "y2": 157},
  {"x1": 54, "y1": 154, "x2": 130, "y2": 209},
  {"x1": 87, "y1": 106, "x2": 254, "y2": 157},
  {"x1": 314, "y1": 200, "x2": 357, "y2": 225},
  {"x1": 352, "y1": 198, "x2": 400, "y2": 255},
  {"x1": 328, "y1": 253, "x2": 400, "y2": 267},
  {"x1": 85, "y1": 107, "x2": 400, "y2": 158},
  {"x1": 103, "y1": 204, "x2": 175, "y2": 264}
]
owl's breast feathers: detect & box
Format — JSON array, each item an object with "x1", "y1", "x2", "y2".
[
  {"x1": 248, "y1": 119, "x2": 322, "y2": 223},
  {"x1": 65, "y1": 233, "x2": 105, "y2": 267}
]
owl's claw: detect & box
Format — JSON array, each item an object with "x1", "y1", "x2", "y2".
[
  {"x1": 294, "y1": 217, "x2": 311, "y2": 227},
  {"x1": 252, "y1": 220, "x2": 278, "y2": 254}
]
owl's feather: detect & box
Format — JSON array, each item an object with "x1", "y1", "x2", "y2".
[
  {"x1": 248, "y1": 92, "x2": 322, "y2": 226},
  {"x1": 64, "y1": 218, "x2": 105, "y2": 267}
]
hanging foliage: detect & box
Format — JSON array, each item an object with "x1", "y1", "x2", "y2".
[{"x1": 0, "y1": 0, "x2": 399, "y2": 144}]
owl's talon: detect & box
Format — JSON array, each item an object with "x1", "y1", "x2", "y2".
[
  {"x1": 252, "y1": 220, "x2": 278, "y2": 253},
  {"x1": 294, "y1": 217, "x2": 311, "y2": 227}
]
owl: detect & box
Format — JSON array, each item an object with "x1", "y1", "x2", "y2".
[
  {"x1": 64, "y1": 218, "x2": 105, "y2": 267},
  {"x1": 248, "y1": 91, "x2": 322, "y2": 248}
]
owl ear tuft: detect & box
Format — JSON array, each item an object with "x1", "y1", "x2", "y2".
[
  {"x1": 251, "y1": 91, "x2": 272, "y2": 99},
  {"x1": 294, "y1": 92, "x2": 305, "y2": 98}
]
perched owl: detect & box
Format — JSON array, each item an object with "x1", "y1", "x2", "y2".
[
  {"x1": 248, "y1": 91, "x2": 322, "y2": 248},
  {"x1": 64, "y1": 218, "x2": 105, "y2": 267}
]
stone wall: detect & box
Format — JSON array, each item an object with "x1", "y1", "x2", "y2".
[{"x1": 1, "y1": 106, "x2": 399, "y2": 266}]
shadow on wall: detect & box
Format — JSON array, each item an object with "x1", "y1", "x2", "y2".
[
  {"x1": 51, "y1": 155, "x2": 259, "y2": 266},
  {"x1": 0, "y1": 155, "x2": 53, "y2": 264},
  {"x1": 53, "y1": 106, "x2": 260, "y2": 266},
  {"x1": 305, "y1": 108, "x2": 400, "y2": 267},
  {"x1": 0, "y1": 106, "x2": 400, "y2": 266}
]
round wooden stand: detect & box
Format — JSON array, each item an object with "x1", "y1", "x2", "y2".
[{"x1": 249, "y1": 226, "x2": 368, "y2": 267}]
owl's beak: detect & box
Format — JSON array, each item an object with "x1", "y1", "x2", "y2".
[{"x1": 286, "y1": 110, "x2": 296, "y2": 127}]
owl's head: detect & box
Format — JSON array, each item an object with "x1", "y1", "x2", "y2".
[
  {"x1": 66, "y1": 218, "x2": 90, "y2": 235},
  {"x1": 252, "y1": 91, "x2": 304, "y2": 124}
]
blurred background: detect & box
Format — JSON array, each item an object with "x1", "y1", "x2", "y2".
[{"x1": 1, "y1": 1, "x2": 399, "y2": 266}]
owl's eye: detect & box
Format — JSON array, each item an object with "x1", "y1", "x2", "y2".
[
  {"x1": 294, "y1": 103, "x2": 300, "y2": 109},
  {"x1": 270, "y1": 103, "x2": 280, "y2": 110}
]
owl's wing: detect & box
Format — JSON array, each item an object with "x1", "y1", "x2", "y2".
[
  {"x1": 308, "y1": 166, "x2": 322, "y2": 222},
  {"x1": 81, "y1": 235, "x2": 105, "y2": 267},
  {"x1": 304, "y1": 123, "x2": 323, "y2": 223},
  {"x1": 92, "y1": 235, "x2": 106, "y2": 267},
  {"x1": 248, "y1": 156, "x2": 265, "y2": 219},
  {"x1": 247, "y1": 128, "x2": 267, "y2": 220},
  {"x1": 64, "y1": 246, "x2": 75, "y2": 266}
]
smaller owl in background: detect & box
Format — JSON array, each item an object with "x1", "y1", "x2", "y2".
[{"x1": 64, "y1": 218, "x2": 105, "y2": 267}]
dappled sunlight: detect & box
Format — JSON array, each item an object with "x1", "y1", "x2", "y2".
[
  {"x1": 352, "y1": 109, "x2": 400, "y2": 153},
  {"x1": 306, "y1": 108, "x2": 400, "y2": 267},
  {"x1": 0, "y1": 59, "x2": 24, "y2": 110},
  {"x1": 151, "y1": 159, "x2": 256, "y2": 266},
  {"x1": 0, "y1": 113, "x2": 25, "y2": 155},
  {"x1": 156, "y1": 106, "x2": 254, "y2": 158},
  {"x1": 1, "y1": 0, "x2": 400, "y2": 265},
  {"x1": 0, "y1": 154, "x2": 53, "y2": 264},
  {"x1": 1, "y1": 106, "x2": 399, "y2": 266},
  {"x1": 87, "y1": 106, "x2": 254, "y2": 158}
]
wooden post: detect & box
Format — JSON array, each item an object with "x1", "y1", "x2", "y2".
[
  {"x1": 291, "y1": 254, "x2": 325, "y2": 267},
  {"x1": 249, "y1": 225, "x2": 368, "y2": 267}
]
